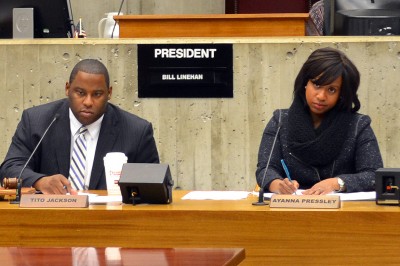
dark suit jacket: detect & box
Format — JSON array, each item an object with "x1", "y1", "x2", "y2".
[{"x1": 0, "y1": 99, "x2": 159, "y2": 189}]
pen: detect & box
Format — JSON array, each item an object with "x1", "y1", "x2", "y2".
[
  {"x1": 280, "y1": 159, "x2": 293, "y2": 182},
  {"x1": 281, "y1": 159, "x2": 298, "y2": 195}
]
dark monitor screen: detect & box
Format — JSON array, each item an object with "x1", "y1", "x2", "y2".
[
  {"x1": 0, "y1": 0, "x2": 74, "y2": 38},
  {"x1": 335, "y1": 0, "x2": 400, "y2": 11},
  {"x1": 333, "y1": 0, "x2": 400, "y2": 35}
]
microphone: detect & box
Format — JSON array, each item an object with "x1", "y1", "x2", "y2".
[
  {"x1": 67, "y1": 0, "x2": 75, "y2": 38},
  {"x1": 111, "y1": 0, "x2": 125, "y2": 38},
  {"x1": 253, "y1": 110, "x2": 282, "y2": 206},
  {"x1": 11, "y1": 114, "x2": 60, "y2": 204}
]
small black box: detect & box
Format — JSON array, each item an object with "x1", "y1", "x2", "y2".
[
  {"x1": 335, "y1": 9, "x2": 400, "y2": 36},
  {"x1": 119, "y1": 163, "x2": 173, "y2": 205},
  {"x1": 375, "y1": 168, "x2": 400, "y2": 205}
]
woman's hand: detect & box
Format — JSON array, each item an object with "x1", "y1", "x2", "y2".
[
  {"x1": 269, "y1": 178, "x2": 299, "y2": 194},
  {"x1": 302, "y1": 178, "x2": 339, "y2": 195}
]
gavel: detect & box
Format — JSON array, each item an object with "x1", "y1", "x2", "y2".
[
  {"x1": 2, "y1": 177, "x2": 18, "y2": 189},
  {"x1": 1, "y1": 177, "x2": 35, "y2": 198}
]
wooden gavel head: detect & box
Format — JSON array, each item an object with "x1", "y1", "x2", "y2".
[{"x1": 2, "y1": 177, "x2": 18, "y2": 189}]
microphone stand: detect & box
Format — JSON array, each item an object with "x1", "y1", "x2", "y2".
[
  {"x1": 111, "y1": 0, "x2": 125, "y2": 38},
  {"x1": 10, "y1": 114, "x2": 59, "y2": 204},
  {"x1": 253, "y1": 110, "x2": 282, "y2": 206},
  {"x1": 253, "y1": 186, "x2": 267, "y2": 206},
  {"x1": 10, "y1": 178, "x2": 22, "y2": 204}
]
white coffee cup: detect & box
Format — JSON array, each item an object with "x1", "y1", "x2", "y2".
[{"x1": 103, "y1": 152, "x2": 127, "y2": 195}]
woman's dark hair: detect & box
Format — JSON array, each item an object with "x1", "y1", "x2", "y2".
[
  {"x1": 293, "y1": 47, "x2": 360, "y2": 112},
  {"x1": 69, "y1": 59, "x2": 110, "y2": 88}
]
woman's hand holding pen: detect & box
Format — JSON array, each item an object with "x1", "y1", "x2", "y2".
[
  {"x1": 273, "y1": 159, "x2": 299, "y2": 194},
  {"x1": 269, "y1": 178, "x2": 299, "y2": 194},
  {"x1": 302, "y1": 178, "x2": 338, "y2": 195},
  {"x1": 270, "y1": 177, "x2": 340, "y2": 195}
]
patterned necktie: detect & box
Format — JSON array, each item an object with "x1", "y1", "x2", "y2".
[{"x1": 69, "y1": 126, "x2": 88, "y2": 190}]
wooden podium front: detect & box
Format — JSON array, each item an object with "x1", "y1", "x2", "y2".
[
  {"x1": 114, "y1": 14, "x2": 309, "y2": 38},
  {"x1": 1, "y1": 247, "x2": 245, "y2": 266}
]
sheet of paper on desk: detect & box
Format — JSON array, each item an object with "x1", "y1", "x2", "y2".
[
  {"x1": 252, "y1": 190, "x2": 376, "y2": 201},
  {"x1": 89, "y1": 195, "x2": 122, "y2": 204},
  {"x1": 338, "y1": 191, "x2": 376, "y2": 201},
  {"x1": 79, "y1": 192, "x2": 122, "y2": 204},
  {"x1": 182, "y1": 191, "x2": 251, "y2": 200}
]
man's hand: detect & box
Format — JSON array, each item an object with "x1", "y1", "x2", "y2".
[{"x1": 33, "y1": 174, "x2": 77, "y2": 195}]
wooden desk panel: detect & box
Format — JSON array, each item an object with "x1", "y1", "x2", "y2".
[
  {"x1": 0, "y1": 191, "x2": 399, "y2": 265},
  {"x1": 0, "y1": 247, "x2": 245, "y2": 266},
  {"x1": 115, "y1": 14, "x2": 309, "y2": 38}
]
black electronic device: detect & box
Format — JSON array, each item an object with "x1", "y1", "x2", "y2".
[
  {"x1": 119, "y1": 163, "x2": 174, "y2": 205},
  {"x1": 335, "y1": 9, "x2": 400, "y2": 35},
  {"x1": 335, "y1": 0, "x2": 400, "y2": 12},
  {"x1": 333, "y1": 0, "x2": 400, "y2": 35},
  {"x1": 375, "y1": 168, "x2": 400, "y2": 205},
  {"x1": 0, "y1": 0, "x2": 74, "y2": 38}
]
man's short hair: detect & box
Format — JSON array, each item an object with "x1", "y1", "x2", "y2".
[{"x1": 69, "y1": 59, "x2": 110, "y2": 88}]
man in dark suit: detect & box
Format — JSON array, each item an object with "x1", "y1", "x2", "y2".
[{"x1": 0, "y1": 59, "x2": 159, "y2": 194}]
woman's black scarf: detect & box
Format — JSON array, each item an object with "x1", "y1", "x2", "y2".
[{"x1": 287, "y1": 96, "x2": 353, "y2": 166}]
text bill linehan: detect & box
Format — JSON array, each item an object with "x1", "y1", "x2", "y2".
[
  {"x1": 162, "y1": 74, "x2": 203, "y2": 80},
  {"x1": 154, "y1": 48, "x2": 217, "y2": 58}
]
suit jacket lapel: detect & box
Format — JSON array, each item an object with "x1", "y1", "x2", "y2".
[
  {"x1": 54, "y1": 101, "x2": 71, "y2": 177},
  {"x1": 89, "y1": 106, "x2": 119, "y2": 189}
]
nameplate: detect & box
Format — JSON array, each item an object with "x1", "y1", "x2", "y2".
[
  {"x1": 269, "y1": 194, "x2": 341, "y2": 209},
  {"x1": 19, "y1": 194, "x2": 89, "y2": 208},
  {"x1": 138, "y1": 44, "x2": 233, "y2": 98}
]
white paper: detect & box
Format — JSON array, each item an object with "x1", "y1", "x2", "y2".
[
  {"x1": 80, "y1": 192, "x2": 122, "y2": 204},
  {"x1": 182, "y1": 191, "x2": 250, "y2": 200},
  {"x1": 89, "y1": 195, "x2": 122, "y2": 204},
  {"x1": 336, "y1": 191, "x2": 376, "y2": 201}
]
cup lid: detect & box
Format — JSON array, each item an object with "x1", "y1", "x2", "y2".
[{"x1": 104, "y1": 152, "x2": 127, "y2": 159}]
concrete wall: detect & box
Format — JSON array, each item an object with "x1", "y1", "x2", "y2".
[
  {"x1": 70, "y1": 0, "x2": 225, "y2": 38},
  {"x1": 0, "y1": 37, "x2": 398, "y2": 191}
]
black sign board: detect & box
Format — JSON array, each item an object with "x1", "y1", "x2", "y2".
[{"x1": 138, "y1": 44, "x2": 233, "y2": 98}]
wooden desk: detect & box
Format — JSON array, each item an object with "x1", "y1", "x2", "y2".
[
  {"x1": 1, "y1": 190, "x2": 399, "y2": 265},
  {"x1": 0, "y1": 247, "x2": 244, "y2": 266},
  {"x1": 114, "y1": 14, "x2": 309, "y2": 38}
]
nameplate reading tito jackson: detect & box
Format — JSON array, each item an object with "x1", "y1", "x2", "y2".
[
  {"x1": 19, "y1": 194, "x2": 89, "y2": 208},
  {"x1": 269, "y1": 194, "x2": 341, "y2": 209}
]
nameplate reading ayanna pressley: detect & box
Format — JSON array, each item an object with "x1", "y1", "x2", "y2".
[{"x1": 269, "y1": 194, "x2": 340, "y2": 209}]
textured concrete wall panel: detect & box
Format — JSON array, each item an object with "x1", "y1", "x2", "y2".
[{"x1": 0, "y1": 37, "x2": 398, "y2": 191}]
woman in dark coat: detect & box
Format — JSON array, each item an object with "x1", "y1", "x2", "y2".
[{"x1": 256, "y1": 47, "x2": 383, "y2": 195}]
